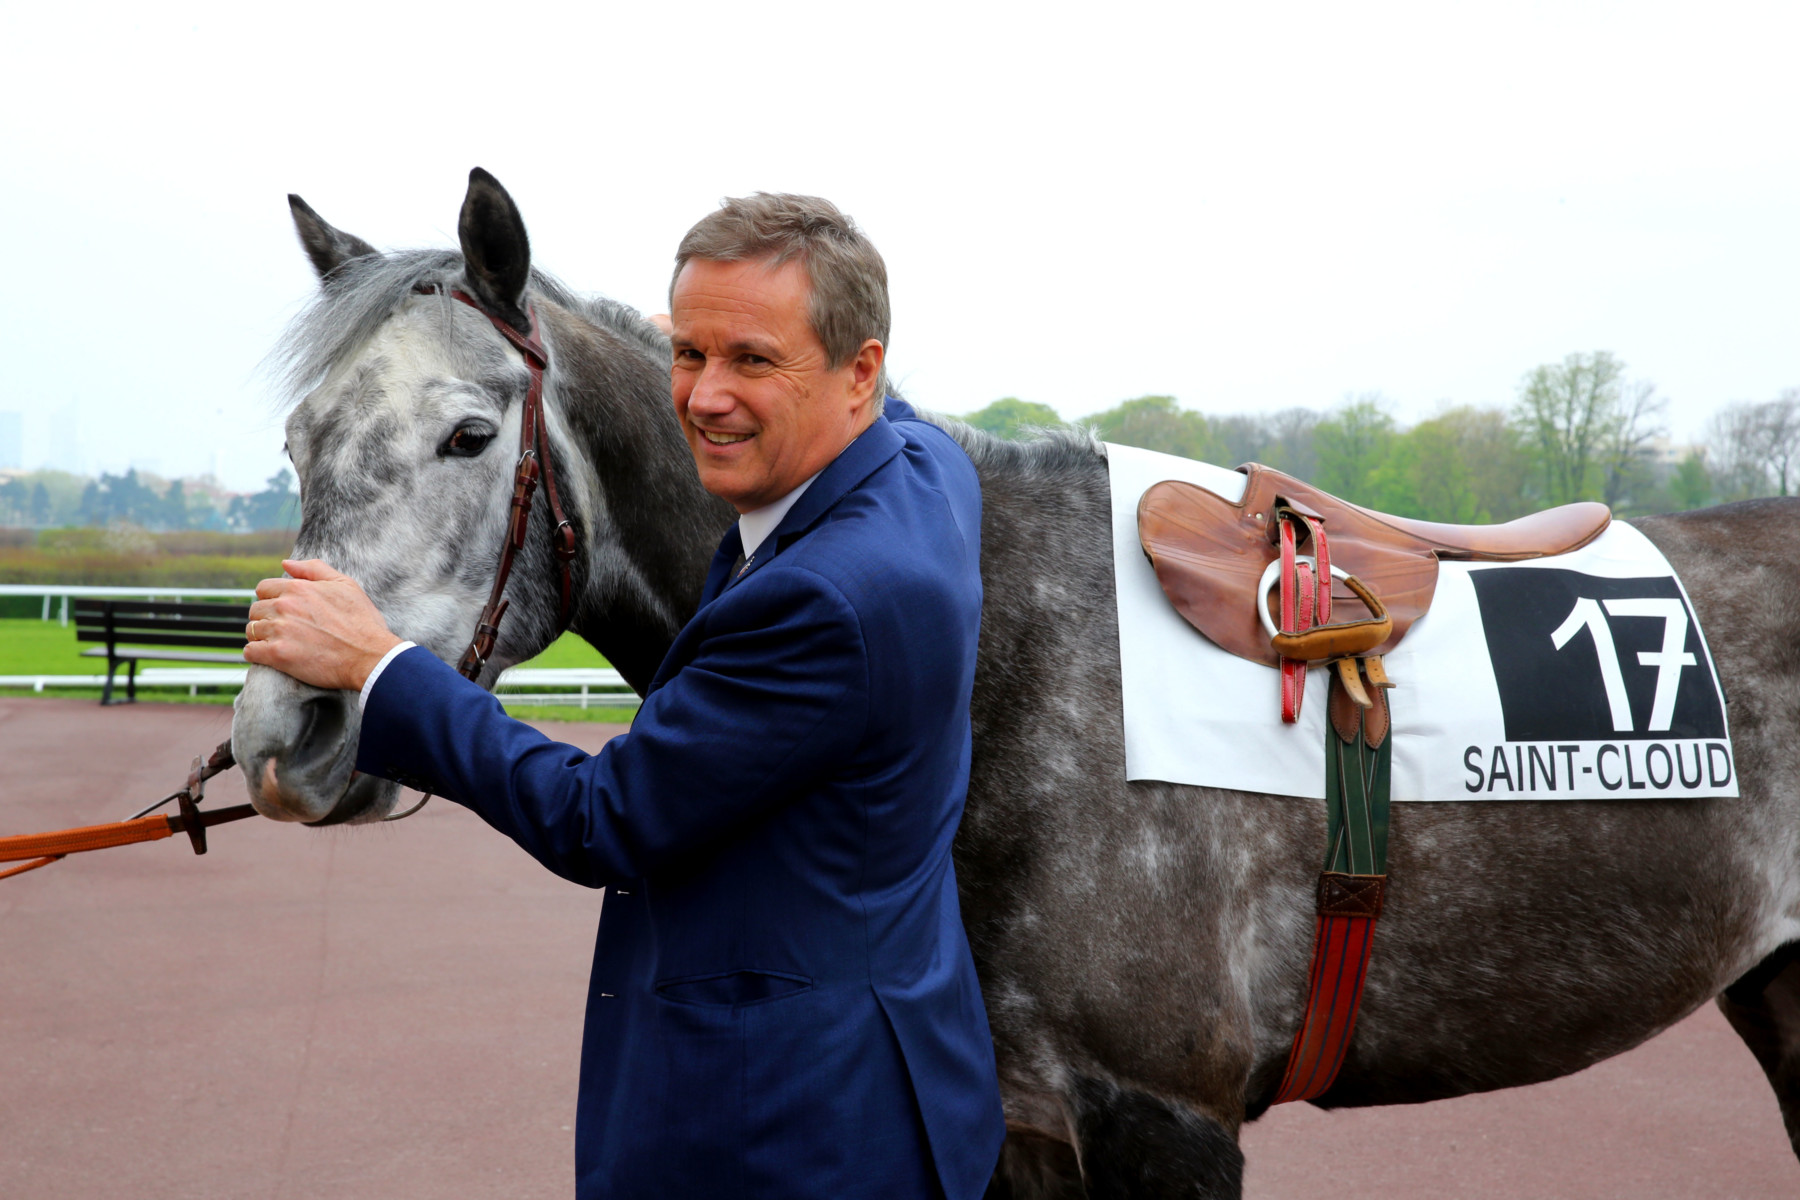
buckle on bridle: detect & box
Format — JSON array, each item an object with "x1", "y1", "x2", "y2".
[{"x1": 553, "y1": 520, "x2": 578, "y2": 562}]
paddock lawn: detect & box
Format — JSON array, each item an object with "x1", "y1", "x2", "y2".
[{"x1": 0, "y1": 619, "x2": 634, "y2": 721}]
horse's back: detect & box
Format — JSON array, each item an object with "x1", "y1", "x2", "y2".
[{"x1": 955, "y1": 451, "x2": 1800, "y2": 1125}]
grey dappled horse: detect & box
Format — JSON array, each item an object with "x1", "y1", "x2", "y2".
[{"x1": 232, "y1": 170, "x2": 1800, "y2": 1198}]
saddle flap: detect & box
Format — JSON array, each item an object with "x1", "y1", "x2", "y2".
[{"x1": 1136, "y1": 467, "x2": 1440, "y2": 667}]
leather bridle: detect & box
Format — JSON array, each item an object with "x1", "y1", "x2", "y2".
[
  {"x1": 414, "y1": 283, "x2": 579, "y2": 682},
  {"x1": 368, "y1": 284, "x2": 582, "y2": 823}
]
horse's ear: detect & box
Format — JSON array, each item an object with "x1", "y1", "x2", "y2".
[
  {"x1": 288, "y1": 195, "x2": 378, "y2": 280},
  {"x1": 457, "y1": 167, "x2": 532, "y2": 334}
]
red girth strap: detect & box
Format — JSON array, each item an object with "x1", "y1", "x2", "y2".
[
  {"x1": 1273, "y1": 659, "x2": 1391, "y2": 1105},
  {"x1": 1272, "y1": 906, "x2": 1378, "y2": 1103},
  {"x1": 1270, "y1": 505, "x2": 1390, "y2": 1103}
]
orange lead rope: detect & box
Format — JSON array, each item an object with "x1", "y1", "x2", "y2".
[
  {"x1": 0, "y1": 740, "x2": 254, "y2": 881},
  {"x1": 0, "y1": 813, "x2": 184, "y2": 879}
]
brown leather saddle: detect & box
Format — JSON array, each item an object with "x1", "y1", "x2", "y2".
[{"x1": 1137, "y1": 462, "x2": 1611, "y2": 669}]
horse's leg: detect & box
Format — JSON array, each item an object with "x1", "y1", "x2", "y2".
[
  {"x1": 1067, "y1": 1075, "x2": 1245, "y2": 1199},
  {"x1": 1718, "y1": 942, "x2": 1800, "y2": 1159}
]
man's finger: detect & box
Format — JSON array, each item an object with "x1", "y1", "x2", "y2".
[
  {"x1": 247, "y1": 598, "x2": 277, "y2": 623},
  {"x1": 254, "y1": 577, "x2": 294, "y2": 600},
  {"x1": 282, "y1": 559, "x2": 350, "y2": 583}
]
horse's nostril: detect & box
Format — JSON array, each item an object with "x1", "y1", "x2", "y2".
[{"x1": 295, "y1": 693, "x2": 347, "y2": 764}]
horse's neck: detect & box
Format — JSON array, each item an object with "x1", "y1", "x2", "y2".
[{"x1": 542, "y1": 302, "x2": 734, "y2": 693}]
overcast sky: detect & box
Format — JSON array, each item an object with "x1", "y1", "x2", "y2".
[{"x1": 2, "y1": 1, "x2": 1795, "y2": 490}]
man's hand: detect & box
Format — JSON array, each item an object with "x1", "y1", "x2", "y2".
[{"x1": 243, "y1": 559, "x2": 403, "y2": 692}]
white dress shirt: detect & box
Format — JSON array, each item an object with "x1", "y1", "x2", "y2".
[
  {"x1": 735, "y1": 470, "x2": 821, "y2": 562},
  {"x1": 359, "y1": 639, "x2": 417, "y2": 711},
  {"x1": 360, "y1": 471, "x2": 824, "y2": 711}
]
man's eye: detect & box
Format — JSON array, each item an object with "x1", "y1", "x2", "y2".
[{"x1": 441, "y1": 426, "x2": 496, "y2": 458}]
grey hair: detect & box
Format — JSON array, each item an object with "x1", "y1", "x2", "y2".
[{"x1": 672, "y1": 193, "x2": 890, "y2": 414}]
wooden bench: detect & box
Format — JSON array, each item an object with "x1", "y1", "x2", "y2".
[{"x1": 73, "y1": 599, "x2": 250, "y2": 705}]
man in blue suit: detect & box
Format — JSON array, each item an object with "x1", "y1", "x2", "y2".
[{"x1": 244, "y1": 194, "x2": 1006, "y2": 1198}]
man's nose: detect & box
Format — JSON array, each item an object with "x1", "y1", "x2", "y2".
[{"x1": 685, "y1": 363, "x2": 736, "y2": 417}]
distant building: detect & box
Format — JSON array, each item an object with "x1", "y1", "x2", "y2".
[
  {"x1": 50, "y1": 403, "x2": 81, "y2": 474},
  {"x1": 0, "y1": 411, "x2": 20, "y2": 470}
]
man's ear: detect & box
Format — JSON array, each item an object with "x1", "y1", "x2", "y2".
[
  {"x1": 457, "y1": 167, "x2": 532, "y2": 334},
  {"x1": 849, "y1": 339, "x2": 885, "y2": 407},
  {"x1": 289, "y1": 195, "x2": 379, "y2": 281}
]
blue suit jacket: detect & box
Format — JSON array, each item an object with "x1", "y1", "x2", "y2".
[{"x1": 357, "y1": 401, "x2": 1005, "y2": 1199}]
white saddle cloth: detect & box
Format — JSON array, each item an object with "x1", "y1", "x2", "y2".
[{"x1": 1106, "y1": 443, "x2": 1737, "y2": 802}]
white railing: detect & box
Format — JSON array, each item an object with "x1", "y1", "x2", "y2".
[
  {"x1": 493, "y1": 667, "x2": 641, "y2": 710},
  {"x1": 0, "y1": 664, "x2": 640, "y2": 709},
  {"x1": 0, "y1": 584, "x2": 257, "y2": 625}
]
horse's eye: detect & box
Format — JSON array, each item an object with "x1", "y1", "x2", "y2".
[{"x1": 441, "y1": 426, "x2": 496, "y2": 458}]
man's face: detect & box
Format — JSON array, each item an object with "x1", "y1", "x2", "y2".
[{"x1": 670, "y1": 257, "x2": 881, "y2": 513}]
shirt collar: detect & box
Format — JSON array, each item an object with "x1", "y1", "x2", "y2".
[
  {"x1": 727, "y1": 412, "x2": 908, "y2": 586},
  {"x1": 736, "y1": 471, "x2": 822, "y2": 561}
]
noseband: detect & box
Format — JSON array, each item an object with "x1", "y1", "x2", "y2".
[{"x1": 415, "y1": 284, "x2": 579, "y2": 681}]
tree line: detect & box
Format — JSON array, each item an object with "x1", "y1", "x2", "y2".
[
  {"x1": 957, "y1": 351, "x2": 1800, "y2": 522},
  {"x1": 5, "y1": 351, "x2": 1795, "y2": 533},
  {"x1": 0, "y1": 466, "x2": 300, "y2": 532}
]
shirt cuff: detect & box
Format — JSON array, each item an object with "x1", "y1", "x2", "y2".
[{"x1": 359, "y1": 641, "x2": 418, "y2": 711}]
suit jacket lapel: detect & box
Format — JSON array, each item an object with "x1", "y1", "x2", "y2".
[
  {"x1": 728, "y1": 415, "x2": 906, "y2": 590},
  {"x1": 699, "y1": 524, "x2": 745, "y2": 608},
  {"x1": 653, "y1": 415, "x2": 908, "y2": 696}
]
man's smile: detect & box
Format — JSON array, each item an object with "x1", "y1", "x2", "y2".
[{"x1": 700, "y1": 429, "x2": 754, "y2": 445}]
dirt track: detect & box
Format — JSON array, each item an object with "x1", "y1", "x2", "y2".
[{"x1": 1, "y1": 696, "x2": 1793, "y2": 1199}]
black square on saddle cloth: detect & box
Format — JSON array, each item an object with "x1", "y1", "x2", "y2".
[{"x1": 1471, "y1": 568, "x2": 1727, "y2": 743}]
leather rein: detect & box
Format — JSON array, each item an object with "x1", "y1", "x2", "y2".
[{"x1": 0, "y1": 283, "x2": 579, "y2": 877}]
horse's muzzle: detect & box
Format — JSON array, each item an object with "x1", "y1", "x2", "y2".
[{"x1": 233, "y1": 669, "x2": 381, "y2": 823}]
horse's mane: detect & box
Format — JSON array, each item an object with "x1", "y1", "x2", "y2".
[
  {"x1": 271, "y1": 248, "x2": 668, "y2": 405},
  {"x1": 926, "y1": 412, "x2": 1106, "y2": 479}
]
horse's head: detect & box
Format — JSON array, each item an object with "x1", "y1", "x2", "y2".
[{"x1": 232, "y1": 169, "x2": 693, "y2": 825}]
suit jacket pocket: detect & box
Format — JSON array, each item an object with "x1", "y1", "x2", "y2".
[{"x1": 655, "y1": 968, "x2": 815, "y2": 1008}]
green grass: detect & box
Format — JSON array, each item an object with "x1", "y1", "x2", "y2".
[
  {"x1": 0, "y1": 618, "x2": 108, "y2": 674},
  {"x1": 0, "y1": 619, "x2": 635, "y2": 723},
  {"x1": 496, "y1": 704, "x2": 638, "y2": 725},
  {"x1": 513, "y1": 631, "x2": 611, "y2": 670}
]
